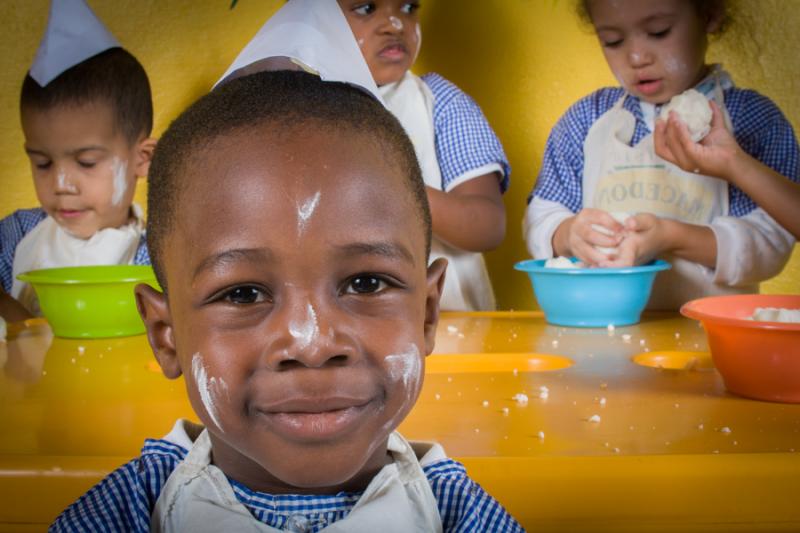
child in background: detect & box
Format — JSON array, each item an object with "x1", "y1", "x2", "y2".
[
  {"x1": 0, "y1": 0, "x2": 155, "y2": 322},
  {"x1": 50, "y1": 70, "x2": 523, "y2": 532},
  {"x1": 524, "y1": 0, "x2": 798, "y2": 309},
  {"x1": 338, "y1": 0, "x2": 510, "y2": 311}
]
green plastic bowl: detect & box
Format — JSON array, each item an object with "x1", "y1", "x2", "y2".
[{"x1": 16, "y1": 265, "x2": 159, "y2": 338}]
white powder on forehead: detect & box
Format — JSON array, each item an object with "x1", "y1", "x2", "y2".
[
  {"x1": 192, "y1": 353, "x2": 227, "y2": 431},
  {"x1": 289, "y1": 303, "x2": 319, "y2": 349},
  {"x1": 389, "y1": 15, "x2": 403, "y2": 30},
  {"x1": 297, "y1": 191, "x2": 321, "y2": 235},
  {"x1": 110, "y1": 157, "x2": 128, "y2": 206}
]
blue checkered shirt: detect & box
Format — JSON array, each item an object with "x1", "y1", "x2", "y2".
[
  {"x1": 531, "y1": 87, "x2": 800, "y2": 214},
  {"x1": 422, "y1": 73, "x2": 510, "y2": 192},
  {"x1": 0, "y1": 207, "x2": 150, "y2": 293},
  {"x1": 49, "y1": 437, "x2": 524, "y2": 532}
]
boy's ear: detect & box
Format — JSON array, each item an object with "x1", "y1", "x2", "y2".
[
  {"x1": 133, "y1": 137, "x2": 157, "y2": 178},
  {"x1": 135, "y1": 283, "x2": 181, "y2": 379},
  {"x1": 423, "y1": 258, "x2": 447, "y2": 356}
]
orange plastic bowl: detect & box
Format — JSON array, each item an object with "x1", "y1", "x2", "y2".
[{"x1": 681, "y1": 294, "x2": 800, "y2": 403}]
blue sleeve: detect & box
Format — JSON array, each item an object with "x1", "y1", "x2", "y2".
[
  {"x1": 0, "y1": 208, "x2": 47, "y2": 293},
  {"x1": 726, "y1": 89, "x2": 800, "y2": 217},
  {"x1": 425, "y1": 460, "x2": 524, "y2": 533},
  {"x1": 422, "y1": 73, "x2": 511, "y2": 192},
  {"x1": 49, "y1": 450, "x2": 180, "y2": 533},
  {"x1": 531, "y1": 88, "x2": 621, "y2": 211},
  {"x1": 133, "y1": 236, "x2": 151, "y2": 266}
]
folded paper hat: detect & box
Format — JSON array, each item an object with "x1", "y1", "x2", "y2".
[
  {"x1": 29, "y1": 0, "x2": 120, "y2": 87},
  {"x1": 215, "y1": 0, "x2": 382, "y2": 103}
]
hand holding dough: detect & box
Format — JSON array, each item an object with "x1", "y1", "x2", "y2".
[{"x1": 592, "y1": 211, "x2": 631, "y2": 255}]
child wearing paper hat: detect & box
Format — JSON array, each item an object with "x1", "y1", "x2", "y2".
[
  {"x1": 0, "y1": 0, "x2": 155, "y2": 322},
  {"x1": 49, "y1": 2, "x2": 524, "y2": 530}
]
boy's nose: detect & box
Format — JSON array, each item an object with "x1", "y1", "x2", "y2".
[
  {"x1": 54, "y1": 168, "x2": 79, "y2": 194},
  {"x1": 267, "y1": 298, "x2": 358, "y2": 370},
  {"x1": 376, "y1": 9, "x2": 404, "y2": 34},
  {"x1": 628, "y1": 43, "x2": 654, "y2": 68}
]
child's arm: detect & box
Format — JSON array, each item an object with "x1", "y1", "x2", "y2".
[
  {"x1": 426, "y1": 173, "x2": 505, "y2": 251},
  {"x1": 0, "y1": 287, "x2": 32, "y2": 323},
  {"x1": 655, "y1": 101, "x2": 800, "y2": 240}
]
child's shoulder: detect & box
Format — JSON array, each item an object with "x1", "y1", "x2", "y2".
[
  {"x1": 562, "y1": 86, "x2": 626, "y2": 126},
  {"x1": 1, "y1": 207, "x2": 47, "y2": 230},
  {"x1": 724, "y1": 87, "x2": 793, "y2": 135},
  {"x1": 50, "y1": 427, "x2": 189, "y2": 532}
]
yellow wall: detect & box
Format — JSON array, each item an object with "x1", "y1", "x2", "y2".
[{"x1": 1, "y1": 0, "x2": 797, "y2": 309}]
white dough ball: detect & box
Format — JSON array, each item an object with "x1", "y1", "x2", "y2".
[
  {"x1": 545, "y1": 256, "x2": 584, "y2": 269},
  {"x1": 750, "y1": 307, "x2": 800, "y2": 323},
  {"x1": 660, "y1": 89, "x2": 712, "y2": 142},
  {"x1": 592, "y1": 211, "x2": 631, "y2": 256}
]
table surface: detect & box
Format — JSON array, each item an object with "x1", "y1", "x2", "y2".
[{"x1": 1, "y1": 312, "x2": 799, "y2": 532}]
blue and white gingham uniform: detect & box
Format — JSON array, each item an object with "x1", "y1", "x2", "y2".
[
  {"x1": 50, "y1": 436, "x2": 524, "y2": 533},
  {"x1": 0, "y1": 207, "x2": 150, "y2": 292},
  {"x1": 531, "y1": 86, "x2": 800, "y2": 211},
  {"x1": 421, "y1": 73, "x2": 511, "y2": 192}
]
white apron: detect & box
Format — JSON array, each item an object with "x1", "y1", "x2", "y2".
[
  {"x1": 151, "y1": 426, "x2": 444, "y2": 533},
  {"x1": 582, "y1": 69, "x2": 751, "y2": 309},
  {"x1": 10, "y1": 205, "x2": 144, "y2": 315},
  {"x1": 379, "y1": 72, "x2": 496, "y2": 311}
]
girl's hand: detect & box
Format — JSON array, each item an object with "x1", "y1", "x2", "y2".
[
  {"x1": 599, "y1": 213, "x2": 665, "y2": 268},
  {"x1": 654, "y1": 101, "x2": 741, "y2": 182},
  {"x1": 555, "y1": 208, "x2": 625, "y2": 266}
]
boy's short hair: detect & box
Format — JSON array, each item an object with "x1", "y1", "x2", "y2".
[
  {"x1": 146, "y1": 70, "x2": 431, "y2": 290},
  {"x1": 20, "y1": 47, "x2": 153, "y2": 144}
]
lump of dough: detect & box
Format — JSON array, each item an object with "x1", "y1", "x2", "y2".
[
  {"x1": 660, "y1": 89, "x2": 712, "y2": 142},
  {"x1": 750, "y1": 307, "x2": 800, "y2": 323},
  {"x1": 544, "y1": 256, "x2": 584, "y2": 269},
  {"x1": 593, "y1": 211, "x2": 631, "y2": 255}
]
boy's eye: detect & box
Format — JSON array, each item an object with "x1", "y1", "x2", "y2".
[
  {"x1": 223, "y1": 286, "x2": 266, "y2": 305},
  {"x1": 401, "y1": 2, "x2": 420, "y2": 14},
  {"x1": 346, "y1": 275, "x2": 389, "y2": 295},
  {"x1": 601, "y1": 38, "x2": 623, "y2": 48},
  {"x1": 649, "y1": 27, "x2": 671, "y2": 38},
  {"x1": 77, "y1": 160, "x2": 97, "y2": 169},
  {"x1": 353, "y1": 2, "x2": 376, "y2": 15},
  {"x1": 34, "y1": 161, "x2": 52, "y2": 170}
]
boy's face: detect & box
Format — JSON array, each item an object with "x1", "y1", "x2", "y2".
[
  {"x1": 588, "y1": 0, "x2": 719, "y2": 104},
  {"x1": 338, "y1": 0, "x2": 421, "y2": 86},
  {"x1": 137, "y1": 122, "x2": 445, "y2": 493},
  {"x1": 21, "y1": 102, "x2": 155, "y2": 239}
]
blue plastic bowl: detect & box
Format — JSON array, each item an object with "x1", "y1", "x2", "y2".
[{"x1": 514, "y1": 258, "x2": 671, "y2": 327}]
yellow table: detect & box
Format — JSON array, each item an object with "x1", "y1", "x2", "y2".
[{"x1": 1, "y1": 312, "x2": 799, "y2": 532}]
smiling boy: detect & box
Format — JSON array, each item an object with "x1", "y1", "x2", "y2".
[{"x1": 50, "y1": 70, "x2": 522, "y2": 532}]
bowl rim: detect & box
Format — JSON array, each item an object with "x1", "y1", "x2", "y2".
[
  {"x1": 680, "y1": 294, "x2": 800, "y2": 331},
  {"x1": 16, "y1": 265, "x2": 157, "y2": 285},
  {"x1": 514, "y1": 258, "x2": 671, "y2": 275}
]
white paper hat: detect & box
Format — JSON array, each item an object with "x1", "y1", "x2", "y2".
[
  {"x1": 29, "y1": 0, "x2": 120, "y2": 87},
  {"x1": 215, "y1": 0, "x2": 382, "y2": 104}
]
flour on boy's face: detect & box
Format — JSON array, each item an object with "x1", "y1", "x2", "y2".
[
  {"x1": 160, "y1": 122, "x2": 436, "y2": 493},
  {"x1": 21, "y1": 101, "x2": 140, "y2": 238}
]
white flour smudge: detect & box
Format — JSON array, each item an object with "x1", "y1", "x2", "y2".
[
  {"x1": 297, "y1": 191, "x2": 321, "y2": 235},
  {"x1": 57, "y1": 168, "x2": 78, "y2": 193},
  {"x1": 389, "y1": 16, "x2": 403, "y2": 30},
  {"x1": 110, "y1": 157, "x2": 128, "y2": 206},
  {"x1": 192, "y1": 353, "x2": 228, "y2": 432},
  {"x1": 289, "y1": 303, "x2": 319, "y2": 349}
]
